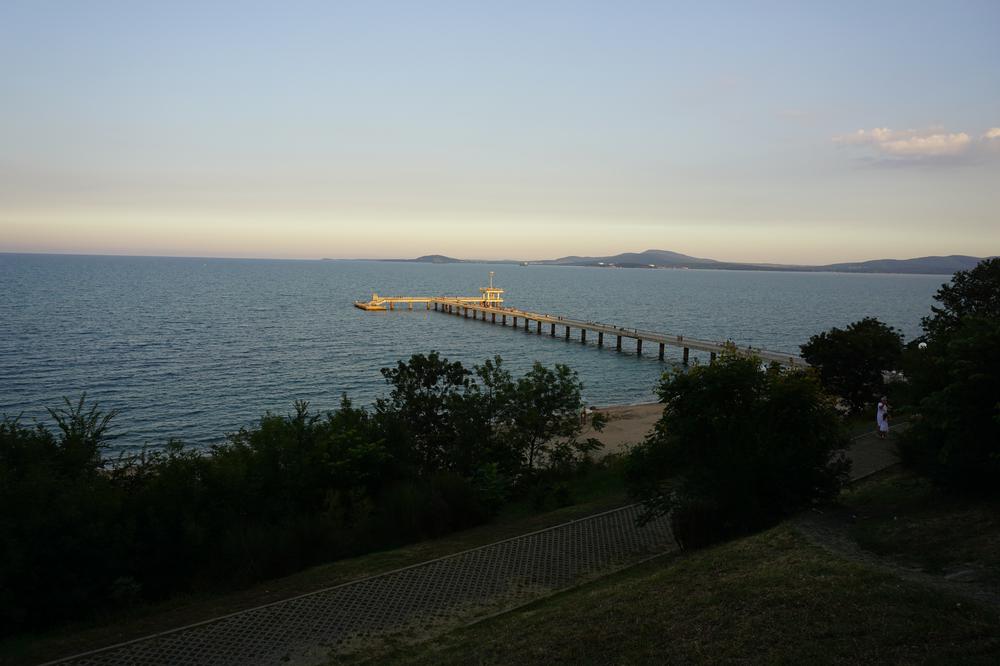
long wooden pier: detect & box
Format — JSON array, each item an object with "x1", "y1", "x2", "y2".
[{"x1": 354, "y1": 275, "x2": 806, "y2": 368}]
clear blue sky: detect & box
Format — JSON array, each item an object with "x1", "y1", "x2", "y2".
[{"x1": 2, "y1": 1, "x2": 998, "y2": 262}]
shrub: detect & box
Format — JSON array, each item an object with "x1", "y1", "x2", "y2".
[{"x1": 626, "y1": 354, "x2": 849, "y2": 549}]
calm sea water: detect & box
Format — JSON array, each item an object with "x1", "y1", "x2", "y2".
[{"x1": 0, "y1": 253, "x2": 946, "y2": 452}]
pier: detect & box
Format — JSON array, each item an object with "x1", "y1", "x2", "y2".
[{"x1": 354, "y1": 273, "x2": 807, "y2": 367}]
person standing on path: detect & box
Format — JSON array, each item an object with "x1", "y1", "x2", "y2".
[{"x1": 876, "y1": 396, "x2": 890, "y2": 439}]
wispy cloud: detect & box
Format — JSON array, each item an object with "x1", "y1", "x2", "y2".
[{"x1": 833, "y1": 126, "x2": 1000, "y2": 165}]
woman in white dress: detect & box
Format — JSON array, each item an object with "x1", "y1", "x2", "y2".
[{"x1": 876, "y1": 397, "x2": 889, "y2": 439}]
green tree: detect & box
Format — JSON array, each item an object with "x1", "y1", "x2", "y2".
[
  {"x1": 800, "y1": 317, "x2": 903, "y2": 413},
  {"x1": 627, "y1": 354, "x2": 849, "y2": 549},
  {"x1": 506, "y1": 362, "x2": 601, "y2": 475},
  {"x1": 376, "y1": 352, "x2": 473, "y2": 475},
  {"x1": 899, "y1": 317, "x2": 1000, "y2": 491},
  {"x1": 899, "y1": 258, "x2": 1000, "y2": 493},
  {"x1": 921, "y1": 257, "x2": 1000, "y2": 342}
]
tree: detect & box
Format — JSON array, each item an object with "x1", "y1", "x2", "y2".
[
  {"x1": 626, "y1": 353, "x2": 849, "y2": 549},
  {"x1": 898, "y1": 317, "x2": 1000, "y2": 491},
  {"x1": 899, "y1": 258, "x2": 1000, "y2": 493},
  {"x1": 921, "y1": 257, "x2": 1000, "y2": 342},
  {"x1": 800, "y1": 317, "x2": 903, "y2": 413},
  {"x1": 376, "y1": 352, "x2": 473, "y2": 475},
  {"x1": 506, "y1": 362, "x2": 601, "y2": 475}
]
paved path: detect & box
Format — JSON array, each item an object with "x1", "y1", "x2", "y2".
[
  {"x1": 844, "y1": 421, "x2": 908, "y2": 482},
  {"x1": 48, "y1": 505, "x2": 675, "y2": 666}
]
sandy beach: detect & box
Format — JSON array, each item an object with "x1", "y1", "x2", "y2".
[{"x1": 581, "y1": 402, "x2": 663, "y2": 457}]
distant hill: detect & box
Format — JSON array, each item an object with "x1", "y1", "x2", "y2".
[
  {"x1": 385, "y1": 251, "x2": 987, "y2": 275},
  {"x1": 814, "y1": 255, "x2": 984, "y2": 275},
  {"x1": 537, "y1": 249, "x2": 718, "y2": 268},
  {"x1": 412, "y1": 254, "x2": 464, "y2": 264}
]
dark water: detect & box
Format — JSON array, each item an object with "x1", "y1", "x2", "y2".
[{"x1": 0, "y1": 253, "x2": 945, "y2": 451}]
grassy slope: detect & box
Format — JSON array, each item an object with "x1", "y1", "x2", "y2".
[
  {"x1": 844, "y1": 468, "x2": 1000, "y2": 590},
  {"x1": 369, "y1": 524, "x2": 1000, "y2": 665},
  {"x1": 0, "y1": 464, "x2": 627, "y2": 666}
]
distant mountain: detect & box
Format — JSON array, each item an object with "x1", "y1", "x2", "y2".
[
  {"x1": 536, "y1": 249, "x2": 718, "y2": 268},
  {"x1": 412, "y1": 254, "x2": 463, "y2": 264},
  {"x1": 814, "y1": 255, "x2": 984, "y2": 275}
]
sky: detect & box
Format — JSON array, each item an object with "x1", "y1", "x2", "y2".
[{"x1": 1, "y1": 1, "x2": 998, "y2": 264}]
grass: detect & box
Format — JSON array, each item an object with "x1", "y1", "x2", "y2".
[
  {"x1": 357, "y1": 524, "x2": 1000, "y2": 665},
  {"x1": 0, "y1": 458, "x2": 628, "y2": 666},
  {"x1": 843, "y1": 467, "x2": 1000, "y2": 589}
]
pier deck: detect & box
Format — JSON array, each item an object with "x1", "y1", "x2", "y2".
[{"x1": 354, "y1": 275, "x2": 806, "y2": 367}]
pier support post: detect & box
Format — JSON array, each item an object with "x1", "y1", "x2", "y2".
[
  {"x1": 550, "y1": 322, "x2": 556, "y2": 336},
  {"x1": 637, "y1": 339, "x2": 643, "y2": 355},
  {"x1": 565, "y1": 326, "x2": 571, "y2": 340},
  {"x1": 598, "y1": 331, "x2": 604, "y2": 347},
  {"x1": 464, "y1": 308, "x2": 469, "y2": 318},
  {"x1": 513, "y1": 316, "x2": 518, "y2": 328},
  {"x1": 536, "y1": 320, "x2": 541, "y2": 334},
  {"x1": 581, "y1": 329, "x2": 586, "y2": 343},
  {"x1": 683, "y1": 347, "x2": 690, "y2": 364},
  {"x1": 426, "y1": 302, "x2": 429, "y2": 310},
  {"x1": 502, "y1": 314, "x2": 507, "y2": 325},
  {"x1": 389, "y1": 302, "x2": 394, "y2": 310},
  {"x1": 616, "y1": 335, "x2": 622, "y2": 351},
  {"x1": 492, "y1": 313, "x2": 495, "y2": 323},
  {"x1": 658, "y1": 343, "x2": 665, "y2": 360},
  {"x1": 524, "y1": 317, "x2": 529, "y2": 331},
  {"x1": 408, "y1": 302, "x2": 413, "y2": 310}
]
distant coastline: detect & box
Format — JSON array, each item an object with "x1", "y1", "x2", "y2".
[{"x1": 367, "y1": 250, "x2": 989, "y2": 276}]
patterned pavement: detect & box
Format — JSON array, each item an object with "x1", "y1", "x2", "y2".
[{"x1": 48, "y1": 505, "x2": 675, "y2": 665}]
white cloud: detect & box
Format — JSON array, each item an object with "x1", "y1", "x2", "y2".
[
  {"x1": 984, "y1": 127, "x2": 1000, "y2": 140},
  {"x1": 834, "y1": 126, "x2": 974, "y2": 158}
]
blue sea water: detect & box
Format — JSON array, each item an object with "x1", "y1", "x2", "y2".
[{"x1": 0, "y1": 253, "x2": 946, "y2": 452}]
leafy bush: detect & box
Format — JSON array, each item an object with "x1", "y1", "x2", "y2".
[
  {"x1": 626, "y1": 354, "x2": 850, "y2": 549},
  {"x1": 799, "y1": 317, "x2": 903, "y2": 414}
]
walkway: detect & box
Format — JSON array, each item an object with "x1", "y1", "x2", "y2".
[{"x1": 48, "y1": 506, "x2": 675, "y2": 665}]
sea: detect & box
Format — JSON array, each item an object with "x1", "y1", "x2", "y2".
[{"x1": 0, "y1": 253, "x2": 947, "y2": 453}]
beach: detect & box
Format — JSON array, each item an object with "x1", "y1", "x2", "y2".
[{"x1": 583, "y1": 402, "x2": 663, "y2": 457}]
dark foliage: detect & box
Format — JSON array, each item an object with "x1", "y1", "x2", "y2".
[
  {"x1": 626, "y1": 353, "x2": 850, "y2": 549},
  {"x1": 800, "y1": 317, "x2": 903, "y2": 413},
  {"x1": 899, "y1": 258, "x2": 1000, "y2": 493},
  {"x1": 921, "y1": 257, "x2": 1000, "y2": 343},
  {"x1": 0, "y1": 354, "x2": 601, "y2": 634}
]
